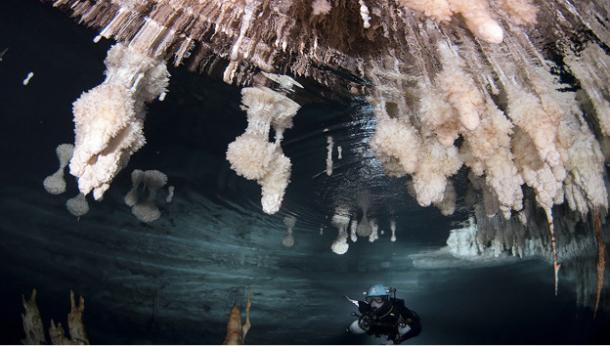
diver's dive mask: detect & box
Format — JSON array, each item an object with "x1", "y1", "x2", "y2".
[{"x1": 366, "y1": 296, "x2": 386, "y2": 309}]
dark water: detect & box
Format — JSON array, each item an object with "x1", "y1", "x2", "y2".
[{"x1": 0, "y1": 0, "x2": 609, "y2": 344}]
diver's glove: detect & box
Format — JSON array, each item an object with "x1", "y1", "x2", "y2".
[{"x1": 358, "y1": 314, "x2": 372, "y2": 332}]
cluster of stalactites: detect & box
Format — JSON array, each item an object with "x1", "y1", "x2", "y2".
[
  {"x1": 367, "y1": 24, "x2": 609, "y2": 295},
  {"x1": 451, "y1": 198, "x2": 595, "y2": 262},
  {"x1": 330, "y1": 196, "x2": 397, "y2": 254},
  {"x1": 70, "y1": 43, "x2": 169, "y2": 200},
  {"x1": 48, "y1": 0, "x2": 551, "y2": 97},
  {"x1": 226, "y1": 83, "x2": 301, "y2": 214},
  {"x1": 371, "y1": 35, "x2": 609, "y2": 223},
  {"x1": 450, "y1": 193, "x2": 606, "y2": 303}
]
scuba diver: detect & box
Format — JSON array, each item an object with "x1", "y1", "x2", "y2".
[{"x1": 346, "y1": 284, "x2": 421, "y2": 344}]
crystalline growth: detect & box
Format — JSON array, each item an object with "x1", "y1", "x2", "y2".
[
  {"x1": 226, "y1": 85, "x2": 300, "y2": 214},
  {"x1": 70, "y1": 43, "x2": 169, "y2": 200}
]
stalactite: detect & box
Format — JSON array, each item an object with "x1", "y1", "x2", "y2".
[
  {"x1": 311, "y1": 0, "x2": 332, "y2": 16},
  {"x1": 227, "y1": 84, "x2": 300, "y2": 214},
  {"x1": 592, "y1": 208, "x2": 606, "y2": 318},
  {"x1": 282, "y1": 216, "x2": 297, "y2": 248},
  {"x1": 166, "y1": 185, "x2": 175, "y2": 203},
  {"x1": 368, "y1": 219, "x2": 379, "y2": 243},
  {"x1": 412, "y1": 136, "x2": 462, "y2": 208},
  {"x1": 66, "y1": 193, "x2": 89, "y2": 218},
  {"x1": 350, "y1": 220, "x2": 358, "y2": 243},
  {"x1": 356, "y1": 194, "x2": 372, "y2": 238},
  {"x1": 331, "y1": 208, "x2": 350, "y2": 255},
  {"x1": 23, "y1": 72, "x2": 34, "y2": 86},
  {"x1": 358, "y1": 0, "x2": 372, "y2": 29},
  {"x1": 390, "y1": 219, "x2": 397, "y2": 242},
  {"x1": 546, "y1": 210, "x2": 561, "y2": 296},
  {"x1": 399, "y1": 0, "x2": 504, "y2": 44},
  {"x1": 43, "y1": 144, "x2": 74, "y2": 195},
  {"x1": 434, "y1": 180, "x2": 456, "y2": 216},
  {"x1": 124, "y1": 169, "x2": 168, "y2": 223},
  {"x1": 326, "y1": 136, "x2": 334, "y2": 176},
  {"x1": 371, "y1": 115, "x2": 421, "y2": 178},
  {"x1": 70, "y1": 43, "x2": 169, "y2": 200}
]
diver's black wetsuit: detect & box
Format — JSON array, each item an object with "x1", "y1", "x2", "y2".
[{"x1": 357, "y1": 299, "x2": 422, "y2": 344}]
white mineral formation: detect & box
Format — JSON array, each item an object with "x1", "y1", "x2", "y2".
[
  {"x1": 498, "y1": 0, "x2": 539, "y2": 26},
  {"x1": 124, "y1": 169, "x2": 144, "y2": 207},
  {"x1": 433, "y1": 181, "x2": 456, "y2": 216},
  {"x1": 390, "y1": 219, "x2": 397, "y2": 242},
  {"x1": 331, "y1": 209, "x2": 350, "y2": 255},
  {"x1": 125, "y1": 169, "x2": 168, "y2": 223},
  {"x1": 226, "y1": 85, "x2": 300, "y2": 214},
  {"x1": 22, "y1": 72, "x2": 34, "y2": 86},
  {"x1": 0, "y1": 48, "x2": 8, "y2": 62},
  {"x1": 326, "y1": 136, "x2": 334, "y2": 176},
  {"x1": 417, "y1": 42, "x2": 523, "y2": 217},
  {"x1": 311, "y1": 0, "x2": 332, "y2": 16},
  {"x1": 166, "y1": 185, "x2": 175, "y2": 204},
  {"x1": 368, "y1": 219, "x2": 379, "y2": 243},
  {"x1": 70, "y1": 43, "x2": 169, "y2": 200},
  {"x1": 66, "y1": 193, "x2": 89, "y2": 217},
  {"x1": 43, "y1": 144, "x2": 74, "y2": 195},
  {"x1": 398, "y1": 0, "x2": 507, "y2": 44},
  {"x1": 282, "y1": 215, "x2": 297, "y2": 248},
  {"x1": 358, "y1": 0, "x2": 372, "y2": 29},
  {"x1": 43, "y1": 0, "x2": 610, "y2": 302},
  {"x1": 354, "y1": 214, "x2": 370, "y2": 237},
  {"x1": 412, "y1": 137, "x2": 462, "y2": 207},
  {"x1": 435, "y1": 42, "x2": 485, "y2": 132},
  {"x1": 350, "y1": 220, "x2": 358, "y2": 243},
  {"x1": 447, "y1": 217, "x2": 482, "y2": 257},
  {"x1": 371, "y1": 115, "x2": 420, "y2": 177},
  {"x1": 446, "y1": 216, "x2": 514, "y2": 259}
]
